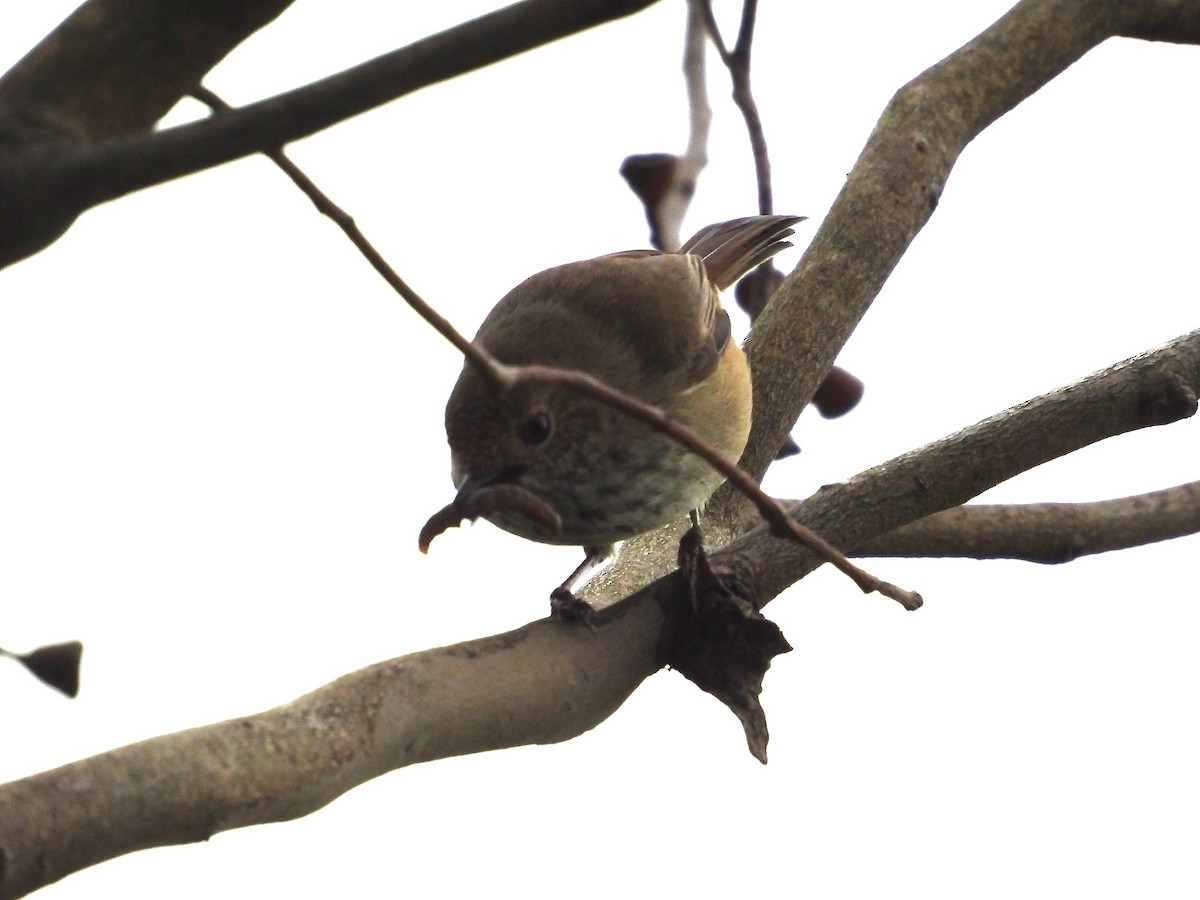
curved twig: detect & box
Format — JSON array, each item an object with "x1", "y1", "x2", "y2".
[
  {"x1": 193, "y1": 83, "x2": 920, "y2": 610},
  {"x1": 513, "y1": 365, "x2": 922, "y2": 610},
  {"x1": 187, "y1": 88, "x2": 508, "y2": 391},
  {"x1": 699, "y1": 0, "x2": 773, "y2": 215}
]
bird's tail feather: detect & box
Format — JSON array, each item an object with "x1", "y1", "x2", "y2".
[{"x1": 678, "y1": 214, "x2": 805, "y2": 290}]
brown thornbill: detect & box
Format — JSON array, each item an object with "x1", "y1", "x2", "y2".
[{"x1": 430, "y1": 215, "x2": 803, "y2": 602}]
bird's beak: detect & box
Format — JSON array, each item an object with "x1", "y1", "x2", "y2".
[
  {"x1": 419, "y1": 463, "x2": 558, "y2": 553},
  {"x1": 453, "y1": 466, "x2": 525, "y2": 504}
]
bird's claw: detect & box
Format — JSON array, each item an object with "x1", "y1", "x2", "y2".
[{"x1": 550, "y1": 587, "x2": 599, "y2": 633}]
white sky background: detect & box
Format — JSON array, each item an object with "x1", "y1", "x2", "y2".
[{"x1": 2, "y1": 1, "x2": 1199, "y2": 897}]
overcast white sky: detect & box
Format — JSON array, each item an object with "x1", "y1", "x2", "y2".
[{"x1": 3, "y1": 2, "x2": 1199, "y2": 897}]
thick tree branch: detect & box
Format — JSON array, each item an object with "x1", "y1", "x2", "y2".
[
  {"x1": 855, "y1": 481, "x2": 1200, "y2": 562},
  {"x1": 0, "y1": 0, "x2": 295, "y2": 143},
  {"x1": 731, "y1": 0, "x2": 1200, "y2": 498},
  {"x1": 0, "y1": 603, "x2": 664, "y2": 899},
  {"x1": 725, "y1": 330, "x2": 1200, "y2": 603},
  {"x1": 592, "y1": 0, "x2": 1200, "y2": 603},
  {"x1": 0, "y1": 0, "x2": 294, "y2": 263},
  {"x1": 5, "y1": 327, "x2": 1197, "y2": 898},
  {"x1": 0, "y1": 0, "x2": 661, "y2": 267}
]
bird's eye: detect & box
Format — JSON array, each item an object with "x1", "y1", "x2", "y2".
[{"x1": 518, "y1": 410, "x2": 553, "y2": 446}]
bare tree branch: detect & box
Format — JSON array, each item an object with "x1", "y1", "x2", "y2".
[
  {"x1": 855, "y1": 481, "x2": 1200, "y2": 562},
  {"x1": 4, "y1": 326, "x2": 1197, "y2": 898},
  {"x1": 727, "y1": 330, "x2": 1200, "y2": 603},
  {"x1": 582, "y1": 0, "x2": 1200, "y2": 605},
  {"x1": 0, "y1": 0, "x2": 662, "y2": 267},
  {"x1": 0, "y1": 603, "x2": 665, "y2": 900},
  {"x1": 0, "y1": 0, "x2": 295, "y2": 263},
  {"x1": 731, "y1": 0, "x2": 1200, "y2": 496},
  {"x1": 0, "y1": 0, "x2": 294, "y2": 142}
]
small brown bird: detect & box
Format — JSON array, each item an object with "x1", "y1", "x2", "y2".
[{"x1": 438, "y1": 215, "x2": 802, "y2": 597}]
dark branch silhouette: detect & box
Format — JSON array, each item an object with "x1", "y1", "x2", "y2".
[{"x1": 0, "y1": 0, "x2": 661, "y2": 267}]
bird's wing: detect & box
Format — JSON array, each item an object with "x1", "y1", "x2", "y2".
[{"x1": 475, "y1": 216, "x2": 801, "y2": 400}]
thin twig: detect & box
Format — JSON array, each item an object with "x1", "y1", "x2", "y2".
[
  {"x1": 732, "y1": 331, "x2": 1200, "y2": 604},
  {"x1": 514, "y1": 366, "x2": 922, "y2": 609},
  {"x1": 700, "y1": 0, "x2": 773, "y2": 214},
  {"x1": 681, "y1": 0, "x2": 714, "y2": 194},
  {"x1": 190, "y1": 86, "x2": 919, "y2": 610},
  {"x1": 188, "y1": 87, "x2": 509, "y2": 393},
  {"x1": 696, "y1": 1, "x2": 728, "y2": 56},
  {"x1": 620, "y1": 1, "x2": 713, "y2": 250}
]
